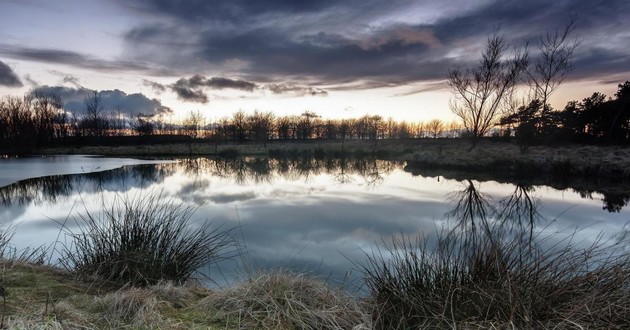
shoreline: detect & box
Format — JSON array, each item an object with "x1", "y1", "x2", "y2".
[{"x1": 27, "y1": 139, "x2": 630, "y2": 180}]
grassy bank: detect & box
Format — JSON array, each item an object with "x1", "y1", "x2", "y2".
[
  {"x1": 2, "y1": 233, "x2": 629, "y2": 329},
  {"x1": 0, "y1": 261, "x2": 367, "y2": 329},
  {"x1": 35, "y1": 139, "x2": 630, "y2": 180}
]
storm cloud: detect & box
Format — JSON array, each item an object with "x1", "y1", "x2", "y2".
[
  {"x1": 145, "y1": 75, "x2": 328, "y2": 103},
  {"x1": 120, "y1": 0, "x2": 630, "y2": 88},
  {"x1": 0, "y1": 46, "x2": 172, "y2": 76},
  {"x1": 29, "y1": 85, "x2": 172, "y2": 118},
  {"x1": 0, "y1": 60, "x2": 23, "y2": 87}
]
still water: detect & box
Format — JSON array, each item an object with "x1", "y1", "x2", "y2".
[{"x1": 1, "y1": 155, "x2": 628, "y2": 287}]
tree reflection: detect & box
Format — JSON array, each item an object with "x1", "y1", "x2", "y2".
[
  {"x1": 447, "y1": 180, "x2": 542, "y2": 241},
  {"x1": 0, "y1": 156, "x2": 403, "y2": 207},
  {"x1": 0, "y1": 164, "x2": 175, "y2": 206},
  {"x1": 498, "y1": 184, "x2": 541, "y2": 239}
]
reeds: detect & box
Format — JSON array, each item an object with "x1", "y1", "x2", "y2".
[
  {"x1": 360, "y1": 228, "x2": 630, "y2": 329},
  {"x1": 59, "y1": 192, "x2": 238, "y2": 286}
]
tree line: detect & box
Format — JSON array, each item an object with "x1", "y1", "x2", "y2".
[{"x1": 0, "y1": 92, "x2": 462, "y2": 150}]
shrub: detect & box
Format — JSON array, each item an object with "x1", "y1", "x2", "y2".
[
  {"x1": 60, "y1": 192, "x2": 237, "y2": 286},
  {"x1": 360, "y1": 229, "x2": 630, "y2": 329}
]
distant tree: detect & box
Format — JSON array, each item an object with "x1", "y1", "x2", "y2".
[
  {"x1": 297, "y1": 111, "x2": 319, "y2": 139},
  {"x1": 231, "y1": 110, "x2": 248, "y2": 142},
  {"x1": 426, "y1": 119, "x2": 445, "y2": 138},
  {"x1": 82, "y1": 90, "x2": 106, "y2": 136},
  {"x1": 247, "y1": 111, "x2": 274, "y2": 141},
  {"x1": 133, "y1": 114, "x2": 155, "y2": 136},
  {"x1": 449, "y1": 32, "x2": 528, "y2": 147},
  {"x1": 182, "y1": 110, "x2": 205, "y2": 138}
]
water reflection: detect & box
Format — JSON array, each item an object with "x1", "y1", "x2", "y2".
[
  {"x1": 447, "y1": 180, "x2": 543, "y2": 243},
  {"x1": 0, "y1": 156, "x2": 402, "y2": 207},
  {"x1": 0, "y1": 164, "x2": 175, "y2": 207},
  {"x1": 0, "y1": 156, "x2": 628, "y2": 288},
  {"x1": 405, "y1": 165, "x2": 630, "y2": 213}
]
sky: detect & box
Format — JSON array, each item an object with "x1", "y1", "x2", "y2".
[{"x1": 1, "y1": 0, "x2": 629, "y2": 122}]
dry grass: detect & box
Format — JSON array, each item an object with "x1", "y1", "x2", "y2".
[
  {"x1": 0, "y1": 260, "x2": 228, "y2": 329},
  {"x1": 60, "y1": 192, "x2": 238, "y2": 286},
  {"x1": 199, "y1": 271, "x2": 367, "y2": 330},
  {"x1": 359, "y1": 228, "x2": 630, "y2": 329}
]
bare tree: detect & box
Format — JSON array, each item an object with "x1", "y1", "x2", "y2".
[
  {"x1": 426, "y1": 119, "x2": 445, "y2": 138},
  {"x1": 83, "y1": 90, "x2": 104, "y2": 136},
  {"x1": 182, "y1": 110, "x2": 205, "y2": 138},
  {"x1": 448, "y1": 32, "x2": 528, "y2": 146},
  {"x1": 526, "y1": 19, "x2": 579, "y2": 108}
]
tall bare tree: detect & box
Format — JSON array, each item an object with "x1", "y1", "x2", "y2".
[
  {"x1": 526, "y1": 19, "x2": 580, "y2": 109},
  {"x1": 448, "y1": 32, "x2": 528, "y2": 146}
]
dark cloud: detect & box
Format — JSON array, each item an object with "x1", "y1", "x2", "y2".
[
  {"x1": 143, "y1": 79, "x2": 167, "y2": 93},
  {"x1": 119, "y1": 0, "x2": 630, "y2": 89},
  {"x1": 266, "y1": 83, "x2": 328, "y2": 96},
  {"x1": 0, "y1": 46, "x2": 172, "y2": 76},
  {"x1": 0, "y1": 60, "x2": 23, "y2": 87},
  {"x1": 170, "y1": 78, "x2": 209, "y2": 103},
  {"x1": 185, "y1": 75, "x2": 257, "y2": 91},
  {"x1": 167, "y1": 76, "x2": 258, "y2": 103},
  {"x1": 29, "y1": 85, "x2": 172, "y2": 118},
  {"x1": 61, "y1": 74, "x2": 81, "y2": 87},
  {"x1": 146, "y1": 75, "x2": 327, "y2": 103}
]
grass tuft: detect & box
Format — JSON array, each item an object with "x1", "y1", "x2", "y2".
[
  {"x1": 60, "y1": 192, "x2": 238, "y2": 287},
  {"x1": 199, "y1": 271, "x2": 367, "y2": 329},
  {"x1": 360, "y1": 229, "x2": 630, "y2": 329}
]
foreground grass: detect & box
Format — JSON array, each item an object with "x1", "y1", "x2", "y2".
[
  {"x1": 0, "y1": 259, "x2": 227, "y2": 329},
  {"x1": 0, "y1": 261, "x2": 368, "y2": 329}
]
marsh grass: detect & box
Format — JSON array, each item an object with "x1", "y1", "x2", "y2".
[
  {"x1": 360, "y1": 228, "x2": 630, "y2": 329},
  {"x1": 201, "y1": 271, "x2": 367, "y2": 330},
  {"x1": 59, "y1": 192, "x2": 238, "y2": 287}
]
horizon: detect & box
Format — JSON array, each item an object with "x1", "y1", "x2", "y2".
[{"x1": 1, "y1": 0, "x2": 629, "y2": 122}]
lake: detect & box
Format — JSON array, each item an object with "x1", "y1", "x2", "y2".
[{"x1": 1, "y1": 155, "x2": 628, "y2": 288}]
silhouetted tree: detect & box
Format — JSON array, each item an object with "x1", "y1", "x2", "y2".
[
  {"x1": 426, "y1": 119, "x2": 445, "y2": 138},
  {"x1": 449, "y1": 32, "x2": 528, "y2": 147},
  {"x1": 133, "y1": 114, "x2": 155, "y2": 136}
]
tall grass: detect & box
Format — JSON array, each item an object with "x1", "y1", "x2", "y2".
[
  {"x1": 60, "y1": 192, "x2": 237, "y2": 286},
  {"x1": 360, "y1": 228, "x2": 630, "y2": 329}
]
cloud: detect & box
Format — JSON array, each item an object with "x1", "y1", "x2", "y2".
[
  {"x1": 0, "y1": 60, "x2": 23, "y2": 87},
  {"x1": 61, "y1": 75, "x2": 81, "y2": 87},
  {"x1": 158, "y1": 75, "x2": 258, "y2": 103},
  {"x1": 170, "y1": 78, "x2": 209, "y2": 103},
  {"x1": 192, "y1": 75, "x2": 258, "y2": 91},
  {"x1": 143, "y1": 79, "x2": 167, "y2": 93},
  {"x1": 0, "y1": 46, "x2": 172, "y2": 76},
  {"x1": 146, "y1": 76, "x2": 327, "y2": 103},
  {"x1": 266, "y1": 83, "x2": 328, "y2": 96},
  {"x1": 23, "y1": 74, "x2": 39, "y2": 87},
  {"x1": 29, "y1": 86, "x2": 172, "y2": 118},
  {"x1": 118, "y1": 0, "x2": 630, "y2": 89},
  {"x1": 356, "y1": 26, "x2": 442, "y2": 50}
]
